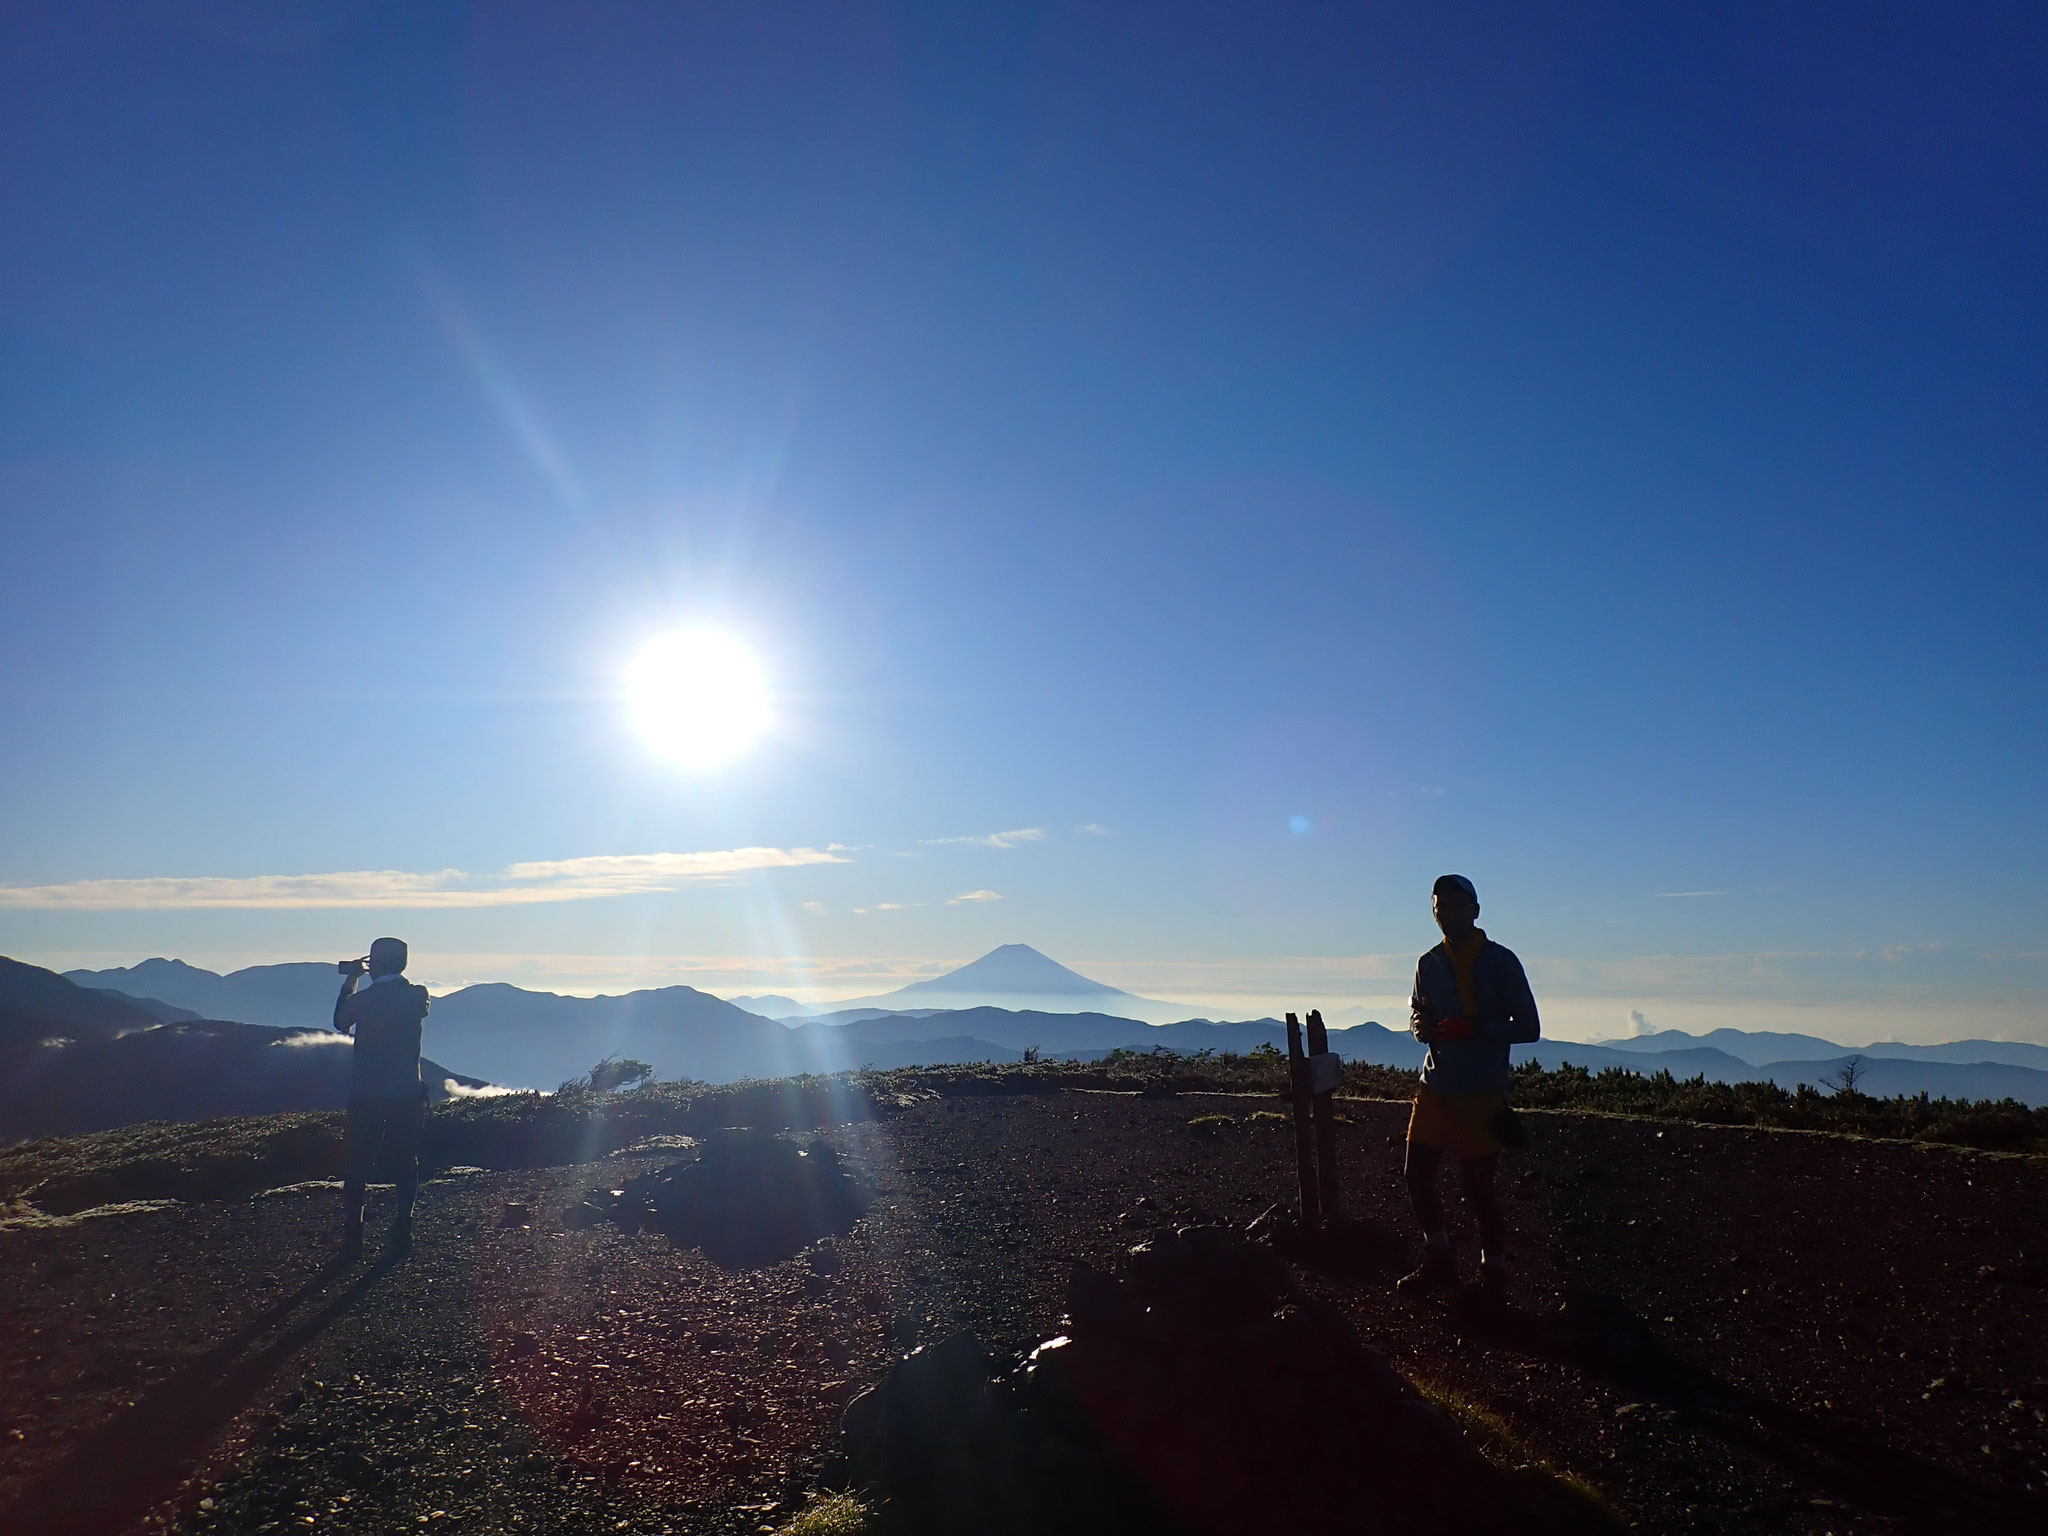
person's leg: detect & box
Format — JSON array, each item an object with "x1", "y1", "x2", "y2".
[
  {"x1": 1456, "y1": 1152, "x2": 1509, "y2": 1291},
  {"x1": 1397, "y1": 1136, "x2": 1457, "y2": 1293},
  {"x1": 1405, "y1": 1140, "x2": 1449, "y2": 1243},
  {"x1": 340, "y1": 1098, "x2": 371, "y2": 1246},
  {"x1": 390, "y1": 1090, "x2": 425, "y2": 1230}
]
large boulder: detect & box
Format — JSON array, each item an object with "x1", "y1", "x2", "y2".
[
  {"x1": 839, "y1": 1223, "x2": 1533, "y2": 1536},
  {"x1": 591, "y1": 1127, "x2": 867, "y2": 1268}
]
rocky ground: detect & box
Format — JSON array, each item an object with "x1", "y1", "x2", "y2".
[{"x1": 2, "y1": 1087, "x2": 2045, "y2": 1535}]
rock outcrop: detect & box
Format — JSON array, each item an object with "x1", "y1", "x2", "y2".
[
  {"x1": 577, "y1": 1126, "x2": 866, "y2": 1268},
  {"x1": 839, "y1": 1222, "x2": 1515, "y2": 1535}
]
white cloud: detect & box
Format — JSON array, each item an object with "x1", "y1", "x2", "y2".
[
  {"x1": 923, "y1": 828, "x2": 1045, "y2": 850},
  {"x1": 1653, "y1": 889, "x2": 1727, "y2": 899},
  {"x1": 439, "y1": 1078, "x2": 525, "y2": 1098},
  {"x1": 949, "y1": 889, "x2": 1003, "y2": 904},
  {"x1": 502, "y1": 848, "x2": 842, "y2": 883},
  {"x1": 1078, "y1": 823, "x2": 1110, "y2": 836},
  {"x1": 801, "y1": 900, "x2": 826, "y2": 914},
  {"x1": 0, "y1": 846, "x2": 849, "y2": 911}
]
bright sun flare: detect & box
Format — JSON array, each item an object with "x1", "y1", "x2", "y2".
[{"x1": 624, "y1": 629, "x2": 770, "y2": 768}]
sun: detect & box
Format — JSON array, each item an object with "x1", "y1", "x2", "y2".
[{"x1": 624, "y1": 629, "x2": 770, "y2": 768}]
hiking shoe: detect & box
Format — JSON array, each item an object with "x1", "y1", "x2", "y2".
[
  {"x1": 1395, "y1": 1245, "x2": 1457, "y2": 1296},
  {"x1": 1452, "y1": 1264, "x2": 1510, "y2": 1315}
]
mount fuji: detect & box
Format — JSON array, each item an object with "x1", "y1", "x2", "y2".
[{"x1": 742, "y1": 944, "x2": 1188, "y2": 1024}]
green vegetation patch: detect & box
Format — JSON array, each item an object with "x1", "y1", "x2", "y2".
[
  {"x1": 1508, "y1": 1060, "x2": 2048, "y2": 1153},
  {"x1": 774, "y1": 1492, "x2": 875, "y2": 1535}
]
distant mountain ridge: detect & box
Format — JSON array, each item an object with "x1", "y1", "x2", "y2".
[
  {"x1": 424, "y1": 983, "x2": 792, "y2": 1090},
  {"x1": 725, "y1": 994, "x2": 812, "y2": 1019},
  {"x1": 1594, "y1": 1025, "x2": 2048, "y2": 1072},
  {"x1": 46, "y1": 948, "x2": 2048, "y2": 1110},
  {"x1": 82, "y1": 989, "x2": 203, "y2": 1024},
  {"x1": 66, "y1": 957, "x2": 344, "y2": 1032},
  {"x1": 1, "y1": 957, "x2": 492, "y2": 1143}
]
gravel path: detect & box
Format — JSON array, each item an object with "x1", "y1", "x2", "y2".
[{"x1": 3, "y1": 1088, "x2": 2044, "y2": 1535}]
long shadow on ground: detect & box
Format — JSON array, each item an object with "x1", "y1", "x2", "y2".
[
  {"x1": 1281, "y1": 1220, "x2": 2046, "y2": 1532},
  {"x1": 1434, "y1": 1285, "x2": 2048, "y2": 1534},
  {"x1": 0, "y1": 1245, "x2": 403, "y2": 1536}
]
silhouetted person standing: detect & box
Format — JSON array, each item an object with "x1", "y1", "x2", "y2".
[
  {"x1": 1397, "y1": 875, "x2": 1540, "y2": 1303},
  {"x1": 334, "y1": 936, "x2": 431, "y2": 1253}
]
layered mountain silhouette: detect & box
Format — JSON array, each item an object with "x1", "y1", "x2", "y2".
[
  {"x1": 423, "y1": 984, "x2": 795, "y2": 1090},
  {"x1": 1590, "y1": 1024, "x2": 2048, "y2": 1072},
  {"x1": 66, "y1": 957, "x2": 348, "y2": 1032},
  {"x1": 725, "y1": 993, "x2": 811, "y2": 1019},
  {"x1": 1510, "y1": 1035, "x2": 2048, "y2": 1104},
  {"x1": 20, "y1": 945, "x2": 2048, "y2": 1135},
  {"x1": 1, "y1": 958, "x2": 492, "y2": 1143}
]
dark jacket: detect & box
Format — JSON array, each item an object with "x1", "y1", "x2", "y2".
[
  {"x1": 335, "y1": 977, "x2": 431, "y2": 1102},
  {"x1": 1409, "y1": 939, "x2": 1540, "y2": 1093}
]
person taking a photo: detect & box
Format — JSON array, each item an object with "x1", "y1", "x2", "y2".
[{"x1": 333, "y1": 936, "x2": 432, "y2": 1254}]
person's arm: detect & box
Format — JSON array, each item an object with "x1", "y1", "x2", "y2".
[
  {"x1": 333, "y1": 964, "x2": 364, "y2": 1033},
  {"x1": 1471, "y1": 951, "x2": 1540, "y2": 1045},
  {"x1": 1409, "y1": 957, "x2": 1439, "y2": 1044}
]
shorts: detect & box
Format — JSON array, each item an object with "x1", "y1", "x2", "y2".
[{"x1": 1406, "y1": 1084, "x2": 1506, "y2": 1157}]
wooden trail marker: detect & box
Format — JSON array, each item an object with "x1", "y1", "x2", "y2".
[
  {"x1": 1306, "y1": 1009, "x2": 1342, "y2": 1218},
  {"x1": 1284, "y1": 1012, "x2": 1320, "y2": 1226}
]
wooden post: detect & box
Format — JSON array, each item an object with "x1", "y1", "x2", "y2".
[
  {"x1": 1306, "y1": 1009, "x2": 1341, "y2": 1218},
  {"x1": 1285, "y1": 1012, "x2": 1320, "y2": 1226}
]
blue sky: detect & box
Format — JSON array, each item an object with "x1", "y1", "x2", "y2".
[{"x1": 2, "y1": 3, "x2": 2043, "y2": 1041}]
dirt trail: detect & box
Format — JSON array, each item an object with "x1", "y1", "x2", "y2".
[{"x1": 0, "y1": 1091, "x2": 2044, "y2": 1535}]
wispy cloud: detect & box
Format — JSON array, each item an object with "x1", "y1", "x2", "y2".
[
  {"x1": 1881, "y1": 941, "x2": 1941, "y2": 961},
  {"x1": 1653, "y1": 889, "x2": 1727, "y2": 899},
  {"x1": 949, "y1": 889, "x2": 1004, "y2": 904},
  {"x1": 924, "y1": 827, "x2": 1045, "y2": 850},
  {"x1": 0, "y1": 846, "x2": 849, "y2": 911},
  {"x1": 1078, "y1": 823, "x2": 1110, "y2": 836}
]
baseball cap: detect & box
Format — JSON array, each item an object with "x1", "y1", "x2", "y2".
[{"x1": 1432, "y1": 874, "x2": 1478, "y2": 904}]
